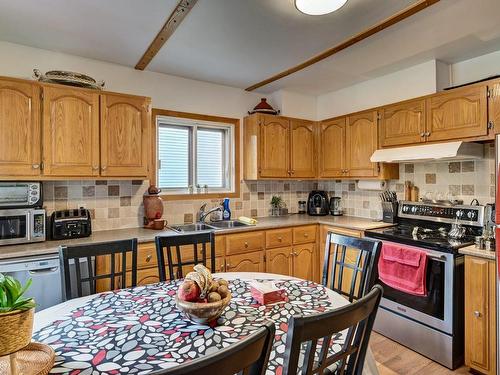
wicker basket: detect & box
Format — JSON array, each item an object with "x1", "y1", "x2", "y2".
[
  {"x1": 176, "y1": 293, "x2": 232, "y2": 324},
  {"x1": 0, "y1": 307, "x2": 34, "y2": 356}
]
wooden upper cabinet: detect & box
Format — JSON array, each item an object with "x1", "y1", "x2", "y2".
[
  {"x1": 346, "y1": 110, "x2": 378, "y2": 177},
  {"x1": 259, "y1": 115, "x2": 290, "y2": 178},
  {"x1": 380, "y1": 99, "x2": 426, "y2": 147},
  {"x1": 426, "y1": 85, "x2": 488, "y2": 142},
  {"x1": 318, "y1": 118, "x2": 346, "y2": 178},
  {"x1": 489, "y1": 81, "x2": 500, "y2": 134},
  {"x1": 42, "y1": 86, "x2": 100, "y2": 176},
  {"x1": 290, "y1": 119, "x2": 316, "y2": 178},
  {"x1": 0, "y1": 78, "x2": 41, "y2": 176},
  {"x1": 100, "y1": 93, "x2": 150, "y2": 177}
]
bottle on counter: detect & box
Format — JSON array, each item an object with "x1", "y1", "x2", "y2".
[
  {"x1": 410, "y1": 185, "x2": 419, "y2": 202},
  {"x1": 222, "y1": 198, "x2": 231, "y2": 220}
]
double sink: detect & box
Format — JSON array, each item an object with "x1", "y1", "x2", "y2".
[{"x1": 170, "y1": 220, "x2": 252, "y2": 233}]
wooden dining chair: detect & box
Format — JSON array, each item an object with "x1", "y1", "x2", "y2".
[
  {"x1": 59, "y1": 238, "x2": 138, "y2": 300},
  {"x1": 322, "y1": 233, "x2": 382, "y2": 302},
  {"x1": 155, "y1": 232, "x2": 216, "y2": 281},
  {"x1": 151, "y1": 321, "x2": 275, "y2": 375},
  {"x1": 282, "y1": 285, "x2": 383, "y2": 375}
]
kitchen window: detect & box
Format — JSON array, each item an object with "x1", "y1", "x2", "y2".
[{"x1": 154, "y1": 111, "x2": 239, "y2": 199}]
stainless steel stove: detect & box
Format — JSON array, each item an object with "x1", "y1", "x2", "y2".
[{"x1": 365, "y1": 201, "x2": 487, "y2": 369}]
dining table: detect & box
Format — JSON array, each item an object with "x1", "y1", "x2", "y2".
[{"x1": 33, "y1": 272, "x2": 380, "y2": 375}]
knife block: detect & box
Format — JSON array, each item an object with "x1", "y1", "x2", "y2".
[{"x1": 382, "y1": 202, "x2": 398, "y2": 223}]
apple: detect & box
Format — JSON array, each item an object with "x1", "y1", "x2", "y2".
[{"x1": 178, "y1": 280, "x2": 200, "y2": 302}]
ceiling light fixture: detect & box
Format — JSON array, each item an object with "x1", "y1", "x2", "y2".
[{"x1": 295, "y1": 0, "x2": 348, "y2": 16}]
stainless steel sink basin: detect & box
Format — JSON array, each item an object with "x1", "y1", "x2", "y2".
[
  {"x1": 169, "y1": 223, "x2": 216, "y2": 232},
  {"x1": 208, "y1": 220, "x2": 252, "y2": 229}
]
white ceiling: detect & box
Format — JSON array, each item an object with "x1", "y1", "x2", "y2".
[{"x1": 0, "y1": 0, "x2": 500, "y2": 95}]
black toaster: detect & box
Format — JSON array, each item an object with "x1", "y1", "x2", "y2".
[{"x1": 49, "y1": 207, "x2": 92, "y2": 240}]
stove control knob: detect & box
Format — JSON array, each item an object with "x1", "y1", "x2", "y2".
[
  {"x1": 403, "y1": 205, "x2": 410, "y2": 213},
  {"x1": 411, "y1": 206, "x2": 417, "y2": 213},
  {"x1": 467, "y1": 211, "x2": 477, "y2": 220},
  {"x1": 456, "y1": 210, "x2": 464, "y2": 218}
]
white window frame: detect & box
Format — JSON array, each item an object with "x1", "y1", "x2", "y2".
[{"x1": 156, "y1": 115, "x2": 236, "y2": 195}]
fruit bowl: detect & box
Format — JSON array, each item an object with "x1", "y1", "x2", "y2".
[{"x1": 176, "y1": 292, "x2": 232, "y2": 324}]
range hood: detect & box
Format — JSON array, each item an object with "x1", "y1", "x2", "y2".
[{"x1": 370, "y1": 141, "x2": 484, "y2": 163}]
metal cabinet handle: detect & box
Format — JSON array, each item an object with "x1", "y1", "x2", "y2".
[
  {"x1": 32, "y1": 164, "x2": 40, "y2": 169},
  {"x1": 101, "y1": 166, "x2": 107, "y2": 171},
  {"x1": 474, "y1": 311, "x2": 481, "y2": 318},
  {"x1": 420, "y1": 132, "x2": 425, "y2": 137},
  {"x1": 145, "y1": 255, "x2": 152, "y2": 263},
  {"x1": 425, "y1": 132, "x2": 431, "y2": 137},
  {"x1": 244, "y1": 242, "x2": 249, "y2": 248},
  {"x1": 278, "y1": 236, "x2": 282, "y2": 241},
  {"x1": 293, "y1": 252, "x2": 298, "y2": 256},
  {"x1": 92, "y1": 166, "x2": 99, "y2": 171},
  {"x1": 304, "y1": 233, "x2": 309, "y2": 237}
]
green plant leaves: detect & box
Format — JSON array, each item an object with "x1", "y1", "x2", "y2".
[{"x1": 0, "y1": 272, "x2": 34, "y2": 313}]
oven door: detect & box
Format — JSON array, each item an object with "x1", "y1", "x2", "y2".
[
  {"x1": 376, "y1": 241, "x2": 457, "y2": 334},
  {"x1": 0, "y1": 209, "x2": 30, "y2": 245}
]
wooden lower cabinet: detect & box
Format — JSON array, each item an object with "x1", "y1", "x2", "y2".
[
  {"x1": 465, "y1": 256, "x2": 496, "y2": 375},
  {"x1": 292, "y1": 244, "x2": 316, "y2": 281},
  {"x1": 266, "y1": 247, "x2": 293, "y2": 276},
  {"x1": 226, "y1": 251, "x2": 265, "y2": 273}
]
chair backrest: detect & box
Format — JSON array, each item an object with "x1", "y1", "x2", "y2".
[
  {"x1": 152, "y1": 321, "x2": 275, "y2": 375},
  {"x1": 322, "y1": 233, "x2": 382, "y2": 302},
  {"x1": 59, "y1": 238, "x2": 138, "y2": 300},
  {"x1": 155, "y1": 232, "x2": 216, "y2": 281},
  {"x1": 283, "y1": 285, "x2": 383, "y2": 375}
]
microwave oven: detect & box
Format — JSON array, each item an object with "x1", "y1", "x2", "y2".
[{"x1": 0, "y1": 208, "x2": 46, "y2": 246}]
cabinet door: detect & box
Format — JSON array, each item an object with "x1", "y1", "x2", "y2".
[
  {"x1": 489, "y1": 82, "x2": 500, "y2": 134},
  {"x1": 265, "y1": 247, "x2": 292, "y2": 276},
  {"x1": 259, "y1": 115, "x2": 290, "y2": 178},
  {"x1": 226, "y1": 251, "x2": 264, "y2": 273},
  {"x1": 426, "y1": 85, "x2": 488, "y2": 141},
  {"x1": 465, "y1": 257, "x2": 496, "y2": 374},
  {"x1": 290, "y1": 119, "x2": 316, "y2": 178},
  {"x1": 0, "y1": 79, "x2": 41, "y2": 176},
  {"x1": 318, "y1": 118, "x2": 346, "y2": 178},
  {"x1": 100, "y1": 93, "x2": 150, "y2": 177},
  {"x1": 42, "y1": 86, "x2": 100, "y2": 176},
  {"x1": 380, "y1": 99, "x2": 426, "y2": 147},
  {"x1": 292, "y1": 244, "x2": 315, "y2": 281},
  {"x1": 346, "y1": 111, "x2": 378, "y2": 177}
]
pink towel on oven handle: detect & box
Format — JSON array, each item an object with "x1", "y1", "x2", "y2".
[{"x1": 377, "y1": 242, "x2": 428, "y2": 296}]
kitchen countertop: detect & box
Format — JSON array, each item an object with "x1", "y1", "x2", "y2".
[
  {"x1": 458, "y1": 244, "x2": 496, "y2": 260},
  {"x1": 0, "y1": 215, "x2": 393, "y2": 261}
]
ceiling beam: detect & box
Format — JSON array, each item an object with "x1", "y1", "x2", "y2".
[
  {"x1": 135, "y1": 0, "x2": 197, "y2": 70},
  {"x1": 245, "y1": 0, "x2": 440, "y2": 92}
]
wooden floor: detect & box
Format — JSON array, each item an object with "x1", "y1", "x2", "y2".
[{"x1": 370, "y1": 332, "x2": 471, "y2": 375}]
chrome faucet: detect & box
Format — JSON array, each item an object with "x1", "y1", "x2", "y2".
[{"x1": 197, "y1": 203, "x2": 223, "y2": 223}]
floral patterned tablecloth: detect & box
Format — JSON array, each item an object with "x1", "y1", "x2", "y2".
[{"x1": 33, "y1": 278, "x2": 345, "y2": 374}]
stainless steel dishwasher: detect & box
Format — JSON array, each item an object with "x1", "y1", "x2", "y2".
[{"x1": 0, "y1": 255, "x2": 63, "y2": 311}]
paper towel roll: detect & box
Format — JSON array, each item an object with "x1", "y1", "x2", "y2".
[{"x1": 357, "y1": 180, "x2": 387, "y2": 191}]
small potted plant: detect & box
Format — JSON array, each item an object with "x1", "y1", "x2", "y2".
[
  {"x1": 0, "y1": 273, "x2": 35, "y2": 357},
  {"x1": 270, "y1": 195, "x2": 287, "y2": 216}
]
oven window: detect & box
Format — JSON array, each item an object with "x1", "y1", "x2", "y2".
[
  {"x1": 0, "y1": 184, "x2": 29, "y2": 205},
  {"x1": 378, "y1": 259, "x2": 445, "y2": 320},
  {"x1": 0, "y1": 216, "x2": 27, "y2": 240}
]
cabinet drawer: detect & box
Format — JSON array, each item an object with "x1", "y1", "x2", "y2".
[
  {"x1": 266, "y1": 228, "x2": 293, "y2": 249},
  {"x1": 226, "y1": 251, "x2": 264, "y2": 273},
  {"x1": 226, "y1": 231, "x2": 265, "y2": 255},
  {"x1": 135, "y1": 243, "x2": 157, "y2": 270},
  {"x1": 125, "y1": 267, "x2": 160, "y2": 287},
  {"x1": 293, "y1": 225, "x2": 317, "y2": 244}
]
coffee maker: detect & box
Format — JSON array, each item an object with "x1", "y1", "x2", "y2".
[
  {"x1": 329, "y1": 197, "x2": 343, "y2": 216},
  {"x1": 307, "y1": 191, "x2": 329, "y2": 216}
]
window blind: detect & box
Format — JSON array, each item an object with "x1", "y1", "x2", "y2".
[
  {"x1": 197, "y1": 128, "x2": 225, "y2": 188},
  {"x1": 157, "y1": 125, "x2": 190, "y2": 189}
]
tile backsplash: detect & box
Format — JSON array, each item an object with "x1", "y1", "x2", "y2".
[{"x1": 41, "y1": 145, "x2": 495, "y2": 231}]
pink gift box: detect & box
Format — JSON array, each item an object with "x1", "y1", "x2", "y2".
[{"x1": 249, "y1": 281, "x2": 286, "y2": 305}]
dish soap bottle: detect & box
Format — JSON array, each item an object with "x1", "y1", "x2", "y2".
[{"x1": 222, "y1": 198, "x2": 231, "y2": 220}]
